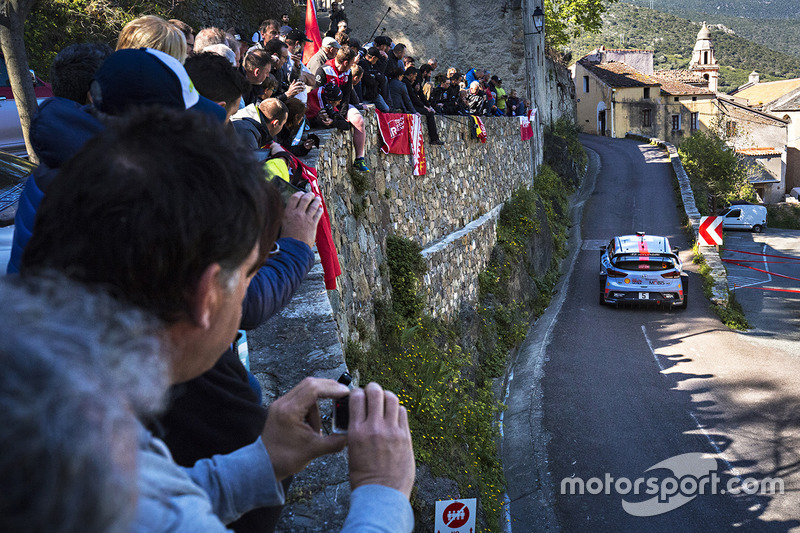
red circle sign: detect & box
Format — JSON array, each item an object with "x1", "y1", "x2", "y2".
[{"x1": 442, "y1": 502, "x2": 469, "y2": 528}]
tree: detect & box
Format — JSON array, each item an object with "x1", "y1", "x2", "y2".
[
  {"x1": 678, "y1": 130, "x2": 754, "y2": 214},
  {"x1": 545, "y1": 0, "x2": 618, "y2": 49},
  {"x1": 0, "y1": 0, "x2": 39, "y2": 162}
]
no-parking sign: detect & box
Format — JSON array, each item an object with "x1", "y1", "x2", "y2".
[{"x1": 435, "y1": 498, "x2": 476, "y2": 533}]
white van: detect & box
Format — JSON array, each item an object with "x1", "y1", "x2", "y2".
[{"x1": 720, "y1": 204, "x2": 767, "y2": 233}]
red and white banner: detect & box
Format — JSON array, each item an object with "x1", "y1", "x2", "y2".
[
  {"x1": 303, "y1": 0, "x2": 322, "y2": 64},
  {"x1": 520, "y1": 109, "x2": 534, "y2": 141},
  {"x1": 409, "y1": 113, "x2": 427, "y2": 176},
  {"x1": 472, "y1": 115, "x2": 487, "y2": 143},
  {"x1": 376, "y1": 111, "x2": 411, "y2": 155}
]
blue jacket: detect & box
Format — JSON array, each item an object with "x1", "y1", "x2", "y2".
[
  {"x1": 7, "y1": 98, "x2": 104, "y2": 273},
  {"x1": 388, "y1": 78, "x2": 415, "y2": 114}
]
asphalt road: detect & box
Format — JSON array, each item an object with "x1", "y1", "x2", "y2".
[{"x1": 503, "y1": 135, "x2": 800, "y2": 532}]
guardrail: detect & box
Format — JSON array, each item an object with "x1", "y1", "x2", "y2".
[{"x1": 626, "y1": 132, "x2": 729, "y2": 306}]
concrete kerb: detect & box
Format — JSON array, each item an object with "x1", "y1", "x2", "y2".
[{"x1": 625, "y1": 132, "x2": 729, "y2": 307}]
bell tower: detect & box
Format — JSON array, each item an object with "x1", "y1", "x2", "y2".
[{"x1": 689, "y1": 22, "x2": 720, "y2": 92}]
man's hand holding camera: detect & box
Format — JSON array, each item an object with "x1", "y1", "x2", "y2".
[
  {"x1": 261, "y1": 379, "x2": 415, "y2": 500},
  {"x1": 279, "y1": 192, "x2": 323, "y2": 248}
]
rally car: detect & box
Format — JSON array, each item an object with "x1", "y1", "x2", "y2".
[{"x1": 599, "y1": 232, "x2": 688, "y2": 309}]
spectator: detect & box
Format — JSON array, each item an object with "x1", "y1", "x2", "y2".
[
  {"x1": 275, "y1": 96, "x2": 318, "y2": 157},
  {"x1": 7, "y1": 47, "x2": 225, "y2": 275},
  {"x1": 49, "y1": 42, "x2": 113, "y2": 105},
  {"x1": 117, "y1": 15, "x2": 187, "y2": 63},
  {"x1": 507, "y1": 88, "x2": 525, "y2": 116},
  {"x1": 314, "y1": 45, "x2": 370, "y2": 172},
  {"x1": 306, "y1": 36, "x2": 340, "y2": 75},
  {"x1": 227, "y1": 27, "x2": 251, "y2": 65},
  {"x1": 283, "y1": 29, "x2": 316, "y2": 97},
  {"x1": 351, "y1": 63, "x2": 364, "y2": 102},
  {"x1": 231, "y1": 97, "x2": 289, "y2": 151},
  {"x1": 466, "y1": 80, "x2": 487, "y2": 115},
  {"x1": 241, "y1": 48, "x2": 273, "y2": 107},
  {"x1": 326, "y1": 1, "x2": 347, "y2": 37},
  {"x1": 254, "y1": 19, "x2": 281, "y2": 48},
  {"x1": 387, "y1": 43, "x2": 406, "y2": 71},
  {"x1": 465, "y1": 67, "x2": 483, "y2": 87},
  {"x1": 367, "y1": 35, "x2": 392, "y2": 74},
  {"x1": 402, "y1": 56, "x2": 415, "y2": 69},
  {"x1": 170, "y1": 19, "x2": 195, "y2": 56},
  {"x1": 431, "y1": 73, "x2": 459, "y2": 115},
  {"x1": 21, "y1": 107, "x2": 415, "y2": 533},
  {"x1": 427, "y1": 57, "x2": 438, "y2": 72},
  {"x1": 280, "y1": 13, "x2": 292, "y2": 34},
  {"x1": 491, "y1": 75, "x2": 508, "y2": 115},
  {"x1": 358, "y1": 47, "x2": 390, "y2": 112},
  {"x1": 418, "y1": 63, "x2": 434, "y2": 102},
  {"x1": 403, "y1": 66, "x2": 444, "y2": 145},
  {"x1": 203, "y1": 43, "x2": 237, "y2": 66},
  {"x1": 0, "y1": 274, "x2": 166, "y2": 533},
  {"x1": 263, "y1": 38, "x2": 305, "y2": 102},
  {"x1": 194, "y1": 26, "x2": 228, "y2": 55},
  {"x1": 185, "y1": 52, "x2": 249, "y2": 121},
  {"x1": 386, "y1": 66, "x2": 414, "y2": 114},
  {"x1": 306, "y1": 82, "x2": 350, "y2": 130},
  {"x1": 335, "y1": 29, "x2": 350, "y2": 46}
]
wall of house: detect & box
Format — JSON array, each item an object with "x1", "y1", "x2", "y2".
[
  {"x1": 743, "y1": 154, "x2": 784, "y2": 203},
  {"x1": 718, "y1": 100, "x2": 787, "y2": 152},
  {"x1": 658, "y1": 95, "x2": 716, "y2": 144},
  {"x1": 573, "y1": 62, "x2": 611, "y2": 136},
  {"x1": 316, "y1": 109, "x2": 535, "y2": 345},
  {"x1": 610, "y1": 86, "x2": 661, "y2": 139},
  {"x1": 783, "y1": 111, "x2": 800, "y2": 192}
]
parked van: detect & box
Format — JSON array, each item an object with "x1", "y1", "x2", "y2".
[{"x1": 719, "y1": 204, "x2": 767, "y2": 233}]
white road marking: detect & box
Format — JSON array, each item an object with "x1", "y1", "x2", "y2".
[
  {"x1": 726, "y1": 244, "x2": 771, "y2": 291},
  {"x1": 640, "y1": 324, "x2": 762, "y2": 510}
]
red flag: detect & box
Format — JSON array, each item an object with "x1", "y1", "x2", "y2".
[
  {"x1": 303, "y1": 0, "x2": 322, "y2": 64},
  {"x1": 520, "y1": 109, "x2": 533, "y2": 141},
  {"x1": 409, "y1": 113, "x2": 427, "y2": 176},
  {"x1": 376, "y1": 110, "x2": 411, "y2": 155}
]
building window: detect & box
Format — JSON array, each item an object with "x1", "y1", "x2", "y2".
[
  {"x1": 672, "y1": 114, "x2": 681, "y2": 131},
  {"x1": 691, "y1": 112, "x2": 699, "y2": 131},
  {"x1": 642, "y1": 109, "x2": 652, "y2": 127},
  {"x1": 583, "y1": 76, "x2": 589, "y2": 93},
  {"x1": 692, "y1": 96, "x2": 697, "y2": 101},
  {"x1": 726, "y1": 121, "x2": 738, "y2": 137},
  {"x1": 644, "y1": 87, "x2": 650, "y2": 99},
  {"x1": 674, "y1": 97, "x2": 679, "y2": 102}
]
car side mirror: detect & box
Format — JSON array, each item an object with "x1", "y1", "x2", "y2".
[{"x1": 672, "y1": 247, "x2": 680, "y2": 254}]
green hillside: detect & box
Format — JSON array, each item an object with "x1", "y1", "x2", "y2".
[
  {"x1": 623, "y1": 0, "x2": 800, "y2": 59},
  {"x1": 567, "y1": 3, "x2": 800, "y2": 93}
]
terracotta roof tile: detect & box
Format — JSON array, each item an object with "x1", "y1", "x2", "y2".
[
  {"x1": 651, "y1": 72, "x2": 715, "y2": 95},
  {"x1": 735, "y1": 147, "x2": 781, "y2": 156},
  {"x1": 579, "y1": 59, "x2": 660, "y2": 88}
]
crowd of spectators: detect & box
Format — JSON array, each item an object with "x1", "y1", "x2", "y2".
[{"x1": 0, "y1": 6, "x2": 535, "y2": 533}]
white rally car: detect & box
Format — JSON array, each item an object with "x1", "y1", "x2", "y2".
[{"x1": 599, "y1": 232, "x2": 688, "y2": 309}]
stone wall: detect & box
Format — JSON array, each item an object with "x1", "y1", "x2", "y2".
[{"x1": 314, "y1": 109, "x2": 534, "y2": 344}]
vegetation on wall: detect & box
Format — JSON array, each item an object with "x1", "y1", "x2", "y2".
[{"x1": 347, "y1": 125, "x2": 582, "y2": 531}]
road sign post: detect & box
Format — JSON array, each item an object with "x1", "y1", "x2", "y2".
[{"x1": 699, "y1": 216, "x2": 723, "y2": 246}]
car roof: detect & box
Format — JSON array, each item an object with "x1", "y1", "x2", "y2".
[{"x1": 615, "y1": 234, "x2": 671, "y2": 255}]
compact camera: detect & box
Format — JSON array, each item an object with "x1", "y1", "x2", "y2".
[{"x1": 332, "y1": 372, "x2": 352, "y2": 433}]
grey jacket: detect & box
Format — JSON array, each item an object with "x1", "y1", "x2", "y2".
[{"x1": 134, "y1": 426, "x2": 413, "y2": 532}]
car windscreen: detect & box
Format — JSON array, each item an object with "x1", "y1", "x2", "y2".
[{"x1": 611, "y1": 256, "x2": 676, "y2": 271}]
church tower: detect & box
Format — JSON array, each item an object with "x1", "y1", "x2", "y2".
[{"x1": 689, "y1": 22, "x2": 720, "y2": 92}]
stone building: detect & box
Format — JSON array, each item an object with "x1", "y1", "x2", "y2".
[
  {"x1": 570, "y1": 49, "x2": 715, "y2": 143},
  {"x1": 689, "y1": 23, "x2": 720, "y2": 93}
]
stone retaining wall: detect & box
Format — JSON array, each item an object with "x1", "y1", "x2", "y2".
[
  {"x1": 316, "y1": 109, "x2": 535, "y2": 343},
  {"x1": 626, "y1": 132, "x2": 729, "y2": 305}
]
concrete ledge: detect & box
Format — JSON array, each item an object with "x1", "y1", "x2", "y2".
[{"x1": 626, "y1": 132, "x2": 729, "y2": 306}]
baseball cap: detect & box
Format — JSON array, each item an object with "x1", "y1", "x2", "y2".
[
  {"x1": 91, "y1": 48, "x2": 226, "y2": 122},
  {"x1": 287, "y1": 29, "x2": 312, "y2": 43},
  {"x1": 322, "y1": 82, "x2": 343, "y2": 101},
  {"x1": 322, "y1": 36, "x2": 341, "y2": 49}
]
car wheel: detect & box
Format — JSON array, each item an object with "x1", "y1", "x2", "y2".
[
  {"x1": 680, "y1": 274, "x2": 689, "y2": 309},
  {"x1": 753, "y1": 224, "x2": 763, "y2": 233},
  {"x1": 599, "y1": 274, "x2": 607, "y2": 305}
]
